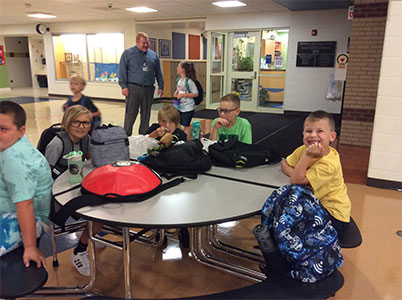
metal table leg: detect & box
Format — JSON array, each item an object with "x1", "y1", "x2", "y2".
[
  {"x1": 123, "y1": 226, "x2": 132, "y2": 299},
  {"x1": 190, "y1": 227, "x2": 266, "y2": 282}
]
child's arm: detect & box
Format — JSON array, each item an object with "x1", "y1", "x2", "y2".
[
  {"x1": 176, "y1": 92, "x2": 198, "y2": 99},
  {"x1": 290, "y1": 143, "x2": 323, "y2": 184},
  {"x1": 281, "y1": 159, "x2": 294, "y2": 177},
  {"x1": 210, "y1": 118, "x2": 229, "y2": 141},
  {"x1": 148, "y1": 126, "x2": 167, "y2": 139},
  {"x1": 16, "y1": 199, "x2": 47, "y2": 268}
]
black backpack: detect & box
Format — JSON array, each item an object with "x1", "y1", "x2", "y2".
[
  {"x1": 193, "y1": 80, "x2": 204, "y2": 105},
  {"x1": 208, "y1": 138, "x2": 282, "y2": 168},
  {"x1": 141, "y1": 139, "x2": 212, "y2": 179},
  {"x1": 37, "y1": 123, "x2": 62, "y2": 155},
  {"x1": 37, "y1": 123, "x2": 89, "y2": 179}
]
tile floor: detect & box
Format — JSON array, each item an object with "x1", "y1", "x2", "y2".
[{"x1": 1, "y1": 88, "x2": 401, "y2": 300}]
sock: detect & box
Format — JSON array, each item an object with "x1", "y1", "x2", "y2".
[{"x1": 73, "y1": 240, "x2": 88, "y2": 255}]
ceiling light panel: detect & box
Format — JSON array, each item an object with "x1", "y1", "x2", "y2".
[
  {"x1": 125, "y1": 7, "x2": 158, "y2": 13},
  {"x1": 27, "y1": 13, "x2": 56, "y2": 18},
  {"x1": 212, "y1": 1, "x2": 247, "y2": 8}
]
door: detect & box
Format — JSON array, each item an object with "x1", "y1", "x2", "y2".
[{"x1": 227, "y1": 31, "x2": 261, "y2": 111}]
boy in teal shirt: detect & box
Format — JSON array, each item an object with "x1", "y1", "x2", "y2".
[
  {"x1": 0, "y1": 101, "x2": 52, "y2": 268},
  {"x1": 210, "y1": 93, "x2": 252, "y2": 144}
]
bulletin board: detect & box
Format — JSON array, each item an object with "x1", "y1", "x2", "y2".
[
  {"x1": 189, "y1": 34, "x2": 200, "y2": 60},
  {"x1": 0, "y1": 45, "x2": 6, "y2": 65},
  {"x1": 172, "y1": 32, "x2": 185, "y2": 60},
  {"x1": 296, "y1": 41, "x2": 336, "y2": 67}
]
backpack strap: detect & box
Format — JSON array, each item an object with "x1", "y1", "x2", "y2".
[
  {"x1": 51, "y1": 132, "x2": 74, "y2": 178},
  {"x1": 79, "y1": 95, "x2": 87, "y2": 106},
  {"x1": 176, "y1": 77, "x2": 190, "y2": 93}
]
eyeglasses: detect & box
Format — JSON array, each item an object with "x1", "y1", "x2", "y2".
[
  {"x1": 217, "y1": 108, "x2": 237, "y2": 114},
  {"x1": 71, "y1": 120, "x2": 92, "y2": 128}
]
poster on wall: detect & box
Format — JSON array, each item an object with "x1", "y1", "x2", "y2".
[
  {"x1": 149, "y1": 38, "x2": 157, "y2": 53},
  {"x1": 0, "y1": 45, "x2": 6, "y2": 65},
  {"x1": 159, "y1": 39, "x2": 171, "y2": 58},
  {"x1": 296, "y1": 41, "x2": 336, "y2": 67}
]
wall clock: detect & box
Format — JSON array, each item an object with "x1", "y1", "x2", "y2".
[{"x1": 36, "y1": 24, "x2": 48, "y2": 34}]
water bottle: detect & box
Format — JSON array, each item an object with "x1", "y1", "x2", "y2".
[
  {"x1": 63, "y1": 151, "x2": 83, "y2": 184},
  {"x1": 191, "y1": 120, "x2": 201, "y2": 140},
  {"x1": 253, "y1": 224, "x2": 277, "y2": 253}
]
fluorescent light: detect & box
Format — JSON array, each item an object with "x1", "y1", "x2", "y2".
[
  {"x1": 125, "y1": 7, "x2": 157, "y2": 13},
  {"x1": 212, "y1": 1, "x2": 246, "y2": 8},
  {"x1": 27, "y1": 13, "x2": 56, "y2": 19},
  {"x1": 277, "y1": 29, "x2": 289, "y2": 33}
]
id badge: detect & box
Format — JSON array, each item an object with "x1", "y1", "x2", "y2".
[{"x1": 142, "y1": 65, "x2": 148, "y2": 72}]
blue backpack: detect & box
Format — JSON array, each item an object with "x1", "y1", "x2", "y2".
[
  {"x1": 176, "y1": 77, "x2": 204, "y2": 105},
  {"x1": 261, "y1": 184, "x2": 343, "y2": 283}
]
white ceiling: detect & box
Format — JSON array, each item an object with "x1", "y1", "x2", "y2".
[{"x1": 0, "y1": 0, "x2": 288, "y2": 26}]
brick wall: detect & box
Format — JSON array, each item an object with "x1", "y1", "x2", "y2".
[{"x1": 340, "y1": 0, "x2": 389, "y2": 146}]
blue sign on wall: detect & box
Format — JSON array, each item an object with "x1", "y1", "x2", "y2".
[{"x1": 94, "y1": 63, "x2": 119, "y2": 82}]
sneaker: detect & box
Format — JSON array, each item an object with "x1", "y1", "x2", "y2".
[{"x1": 70, "y1": 250, "x2": 91, "y2": 276}]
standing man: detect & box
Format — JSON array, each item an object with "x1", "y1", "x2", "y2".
[{"x1": 119, "y1": 32, "x2": 164, "y2": 136}]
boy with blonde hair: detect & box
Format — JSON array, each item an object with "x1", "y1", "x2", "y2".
[
  {"x1": 63, "y1": 74, "x2": 101, "y2": 129},
  {"x1": 146, "y1": 103, "x2": 187, "y2": 141},
  {"x1": 210, "y1": 93, "x2": 252, "y2": 144},
  {"x1": 281, "y1": 110, "x2": 351, "y2": 237}
]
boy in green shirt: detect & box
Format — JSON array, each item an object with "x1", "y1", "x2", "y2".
[{"x1": 210, "y1": 93, "x2": 252, "y2": 144}]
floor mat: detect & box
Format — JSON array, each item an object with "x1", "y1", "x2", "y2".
[{"x1": 0, "y1": 96, "x2": 63, "y2": 104}]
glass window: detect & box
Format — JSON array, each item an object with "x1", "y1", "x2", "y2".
[
  {"x1": 232, "y1": 32, "x2": 255, "y2": 72},
  {"x1": 53, "y1": 34, "x2": 87, "y2": 80},
  {"x1": 211, "y1": 33, "x2": 225, "y2": 74},
  {"x1": 260, "y1": 29, "x2": 288, "y2": 70},
  {"x1": 87, "y1": 33, "x2": 124, "y2": 82},
  {"x1": 52, "y1": 33, "x2": 124, "y2": 83}
]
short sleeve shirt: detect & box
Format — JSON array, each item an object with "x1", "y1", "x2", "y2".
[
  {"x1": 176, "y1": 78, "x2": 198, "y2": 112},
  {"x1": 211, "y1": 117, "x2": 252, "y2": 144},
  {"x1": 286, "y1": 145, "x2": 351, "y2": 222},
  {"x1": 0, "y1": 135, "x2": 52, "y2": 222}
]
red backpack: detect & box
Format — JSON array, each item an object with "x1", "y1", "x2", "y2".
[{"x1": 51, "y1": 161, "x2": 184, "y2": 227}]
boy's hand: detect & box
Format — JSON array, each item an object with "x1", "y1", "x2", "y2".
[
  {"x1": 177, "y1": 93, "x2": 185, "y2": 99},
  {"x1": 151, "y1": 126, "x2": 168, "y2": 138},
  {"x1": 306, "y1": 142, "x2": 324, "y2": 158},
  {"x1": 23, "y1": 246, "x2": 47, "y2": 269},
  {"x1": 214, "y1": 118, "x2": 229, "y2": 129}
]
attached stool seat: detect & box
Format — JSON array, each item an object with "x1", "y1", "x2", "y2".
[
  {"x1": 339, "y1": 217, "x2": 362, "y2": 248},
  {"x1": 80, "y1": 269, "x2": 344, "y2": 300},
  {"x1": 0, "y1": 247, "x2": 48, "y2": 299}
]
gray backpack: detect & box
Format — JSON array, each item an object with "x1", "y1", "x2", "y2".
[{"x1": 90, "y1": 124, "x2": 130, "y2": 167}]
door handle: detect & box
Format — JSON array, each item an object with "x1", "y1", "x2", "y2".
[{"x1": 254, "y1": 71, "x2": 257, "y2": 80}]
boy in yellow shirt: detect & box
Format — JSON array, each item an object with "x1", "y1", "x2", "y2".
[{"x1": 281, "y1": 110, "x2": 351, "y2": 237}]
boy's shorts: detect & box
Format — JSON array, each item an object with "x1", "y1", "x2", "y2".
[
  {"x1": 0, "y1": 213, "x2": 48, "y2": 256},
  {"x1": 180, "y1": 110, "x2": 195, "y2": 127}
]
